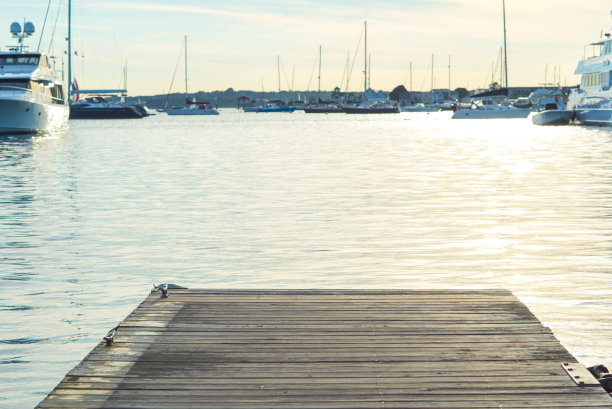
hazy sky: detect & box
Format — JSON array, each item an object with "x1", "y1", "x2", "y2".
[{"x1": 3, "y1": 1, "x2": 612, "y2": 95}]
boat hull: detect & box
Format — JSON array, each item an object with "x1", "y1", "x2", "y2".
[
  {"x1": 451, "y1": 108, "x2": 531, "y2": 119},
  {"x1": 303, "y1": 106, "x2": 343, "y2": 113},
  {"x1": 241, "y1": 107, "x2": 259, "y2": 112},
  {"x1": 0, "y1": 98, "x2": 68, "y2": 134},
  {"x1": 531, "y1": 110, "x2": 574, "y2": 126},
  {"x1": 70, "y1": 105, "x2": 145, "y2": 119},
  {"x1": 343, "y1": 106, "x2": 400, "y2": 114},
  {"x1": 573, "y1": 109, "x2": 612, "y2": 126},
  {"x1": 166, "y1": 108, "x2": 219, "y2": 115},
  {"x1": 257, "y1": 106, "x2": 295, "y2": 113},
  {"x1": 400, "y1": 106, "x2": 439, "y2": 112}
]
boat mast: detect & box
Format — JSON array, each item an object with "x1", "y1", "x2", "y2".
[
  {"x1": 409, "y1": 61, "x2": 412, "y2": 92},
  {"x1": 364, "y1": 20, "x2": 367, "y2": 100},
  {"x1": 317, "y1": 45, "x2": 321, "y2": 102},
  {"x1": 67, "y1": 0, "x2": 71, "y2": 103},
  {"x1": 368, "y1": 54, "x2": 371, "y2": 89},
  {"x1": 184, "y1": 36, "x2": 188, "y2": 98},
  {"x1": 502, "y1": 0, "x2": 508, "y2": 88},
  {"x1": 277, "y1": 55, "x2": 281, "y2": 93},
  {"x1": 431, "y1": 54, "x2": 434, "y2": 90},
  {"x1": 448, "y1": 55, "x2": 451, "y2": 91}
]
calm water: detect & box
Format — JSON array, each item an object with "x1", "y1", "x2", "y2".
[{"x1": 1, "y1": 110, "x2": 612, "y2": 408}]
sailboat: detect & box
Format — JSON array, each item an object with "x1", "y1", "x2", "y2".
[
  {"x1": 342, "y1": 21, "x2": 399, "y2": 114},
  {"x1": 166, "y1": 36, "x2": 219, "y2": 116},
  {"x1": 66, "y1": 0, "x2": 149, "y2": 119},
  {"x1": 304, "y1": 46, "x2": 343, "y2": 114},
  {"x1": 0, "y1": 21, "x2": 69, "y2": 134},
  {"x1": 452, "y1": 0, "x2": 530, "y2": 119},
  {"x1": 255, "y1": 56, "x2": 295, "y2": 113}
]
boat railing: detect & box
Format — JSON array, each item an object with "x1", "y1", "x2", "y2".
[{"x1": 0, "y1": 85, "x2": 65, "y2": 105}]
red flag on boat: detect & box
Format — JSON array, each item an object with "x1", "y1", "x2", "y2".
[{"x1": 72, "y1": 78, "x2": 79, "y2": 103}]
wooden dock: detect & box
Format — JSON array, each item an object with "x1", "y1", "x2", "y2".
[{"x1": 37, "y1": 289, "x2": 612, "y2": 409}]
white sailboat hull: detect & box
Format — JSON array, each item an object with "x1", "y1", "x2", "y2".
[
  {"x1": 452, "y1": 107, "x2": 531, "y2": 119},
  {"x1": 0, "y1": 97, "x2": 69, "y2": 134},
  {"x1": 166, "y1": 107, "x2": 219, "y2": 115}
]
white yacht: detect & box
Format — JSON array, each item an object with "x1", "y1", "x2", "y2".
[
  {"x1": 566, "y1": 14, "x2": 612, "y2": 125},
  {"x1": 452, "y1": 97, "x2": 531, "y2": 119},
  {"x1": 166, "y1": 99, "x2": 220, "y2": 115},
  {"x1": 0, "y1": 22, "x2": 68, "y2": 134}
]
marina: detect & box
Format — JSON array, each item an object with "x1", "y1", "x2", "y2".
[
  {"x1": 36, "y1": 288, "x2": 612, "y2": 408},
  {"x1": 3, "y1": 2, "x2": 612, "y2": 408}
]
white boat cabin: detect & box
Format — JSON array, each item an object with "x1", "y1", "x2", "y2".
[{"x1": 0, "y1": 52, "x2": 65, "y2": 105}]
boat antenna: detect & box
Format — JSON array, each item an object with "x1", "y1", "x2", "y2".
[{"x1": 502, "y1": 0, "x2": 508, "y2": 88}]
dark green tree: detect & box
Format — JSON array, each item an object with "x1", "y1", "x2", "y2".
[
  {"x1": 453, "y1": 87, "x2": 469, "y2": 99},
  {"x1": 390, "y1": 85, "x2": 408, "y2": 102}
]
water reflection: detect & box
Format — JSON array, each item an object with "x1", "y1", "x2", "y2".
[{"x1": 1, "y1": 114, "x2": 612, "y2": 408}]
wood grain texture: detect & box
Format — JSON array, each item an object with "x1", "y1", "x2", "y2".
[{"x1": 36, "y1": 289, "x2": 612, "y2": 408}]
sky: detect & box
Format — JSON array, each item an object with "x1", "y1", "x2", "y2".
[{"x1": 2, "y1": 0, "x2": 612, "y2": 96}]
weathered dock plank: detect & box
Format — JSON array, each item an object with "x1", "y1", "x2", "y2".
[{"x1": 37, "y1": 289, "x2": 612, "y2": 409}]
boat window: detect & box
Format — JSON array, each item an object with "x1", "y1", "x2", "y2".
[
  {"x1": 582, "y1": 73, "x2": 602, "y2": 88},
  {"x1": 0, "y1": 79, "x2": 29, "y2": 90},
  {"x1": 28, "y1": 80, "x2": 44, "y2": 93},
  {"x1": 604, "y1": 41, "x2": 612, "y2": 55},
  {"x1": 0, "y1": 55, "x2": 40, "y2": 65},
  {"x1": 50, "y1": 84, "x2": 65, "y2": 103}
]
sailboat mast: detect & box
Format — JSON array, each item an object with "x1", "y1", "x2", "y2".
[
  {"x1": 184, "y1": 36, "x2": 188, "y2": 97},
  {"x1": 368, "y1": 54, "x2": 371, "y2": 89},
  {"x1": 364, "y1": 21, "x2": 367, "y2": 97},
  {"x1": 502, "y1": 0, "x2": 508, "y2": 88},
  {"x1": 409, "y1": 61, "x2": 412, "y2": 92},
  {"x1": 67, "y1": 0, "x2": 71, "y2": 103},
  {"x1": 277, "y1": 55, "x2": 281, "y2": 93},
  {"x1": 431, "y1": 54, "x2": 434, "y2": 90},
  {"x1": 318, "y1": 45, "x2": 321, "y2": 101}
]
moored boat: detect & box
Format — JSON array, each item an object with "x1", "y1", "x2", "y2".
[
  {"x1": 530, "y1": 89, "x2": 573, "y2": 126},
  {"x1": 343, "y1": 102, "x2": 400, "y2": 114},
  {"x1": 342, "y1": 21, "x2": 399, "y2": 115},
  {"x1": 531, "y1": 109, "x2": 574, "y2": 126},
  {"x1": 452, "y1": 98, "x2": 531, "y2": 119},
  {"x1": 257, "y1": 103, "x2": 295, "y2": 113},
  {"x1": 566, "y1": 14, "x2": 612, "y2": 126},
  {"x1": 166, "y1": 98, "x2": 219, "y2": 115},
  {"x1": 400, "y1": 103, "x2": 439, "y2": 112},
  {"x1": 163, "y1": 36, "x2": 219, "y2": 116},
  {"x1": 69, "y1": 96, "x2": 146, "y2": 119},
  {"x1": 0, "y1": 22, "x2": 68, "y2": 134}
]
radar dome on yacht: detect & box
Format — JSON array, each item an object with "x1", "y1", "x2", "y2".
[
  {"x1": 10, "y1": 22, "x2": 21, "y2": 35},
  {"x1": 24, "y1": 22, "x2": 35, "y2": 35}
]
